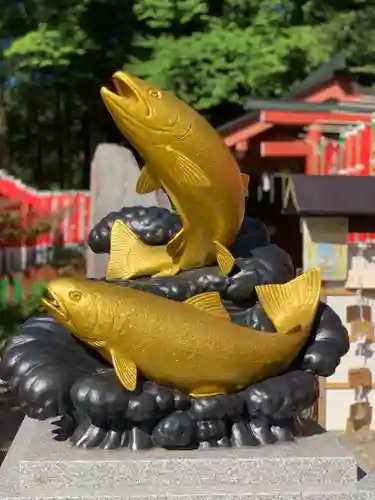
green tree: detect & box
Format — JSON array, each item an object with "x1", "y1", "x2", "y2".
[
  {"x1": 1, "y1": 0, "x2": 375, "y2": 188},
  {"x1": 127, "y1": 0, "x2": 333, "y2": 122},
  {"x1": 1, "y1": 0, "x2": 134, "y2": 188},
  {"x1": 128, "y1": 0, "x2": 375, "y2": 121}
]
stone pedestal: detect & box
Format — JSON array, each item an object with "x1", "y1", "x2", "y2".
[
  {"x1": 86, "y1": 143, "x2": 171, "y2": 279},
  {"x1": 0, "y1": 418, "x2": 374, "y2": 499}
]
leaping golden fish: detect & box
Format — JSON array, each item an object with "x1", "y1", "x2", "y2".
[
  {"x1": 100, "y1": 71, "x2": 249, "y2": 280},
  {"x1": 42, "y1": 268, "x2": 321, "y2": 397}
]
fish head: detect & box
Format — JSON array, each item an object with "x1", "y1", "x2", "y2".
[
  {"x1": 100, "y1": 71, "x2": 192, "y2": 149},
  {"x1": 41, "y1": 277, "x2": 109, "y2": 343}
]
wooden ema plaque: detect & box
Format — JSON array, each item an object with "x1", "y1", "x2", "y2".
[
  {"x1": 345, "y1": 403, "x2": 373, "y2": 434},
  {"x1": 346, "y1": 305, "x2": 374, "y2": 341},
  {"x1": 346, "y1": 305, "x2": 372, "y2": 323},
  {"x1": 348, "y1": 368, "x2": 373, "y2": 389},
  {"x1": 350, "y1": 320, "x2": 374, "y2": 342},
  {"x1": 345, "y1": 367, "x2": 373, "y2": 435}
]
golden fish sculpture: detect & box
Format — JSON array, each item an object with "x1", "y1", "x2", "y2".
[
  {"x1": 41, "y1": 268, "x2": 321, "y2": 397},
  {"x1": 100, "y1": 71, "x2": 249, "y2": 280}
]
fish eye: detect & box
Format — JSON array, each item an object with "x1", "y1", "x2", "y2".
[
  {"x1": 69, "y1": 290, "x2": 83, "y2": 303},
  {"x1": 148, "y1": 89, "x2": 162, "y2": 99}
]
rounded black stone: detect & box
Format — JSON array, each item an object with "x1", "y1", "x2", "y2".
[
  {"x1": 152, "y1": 411, "x2": 197, "y2": 449},
  {"x1": 189, "y1": 394, "x2": 244, "y2": 421},
  {"x1": 70, "y1": 370, "x2": 130, "y2": 426},
  {"x1": 125, "y1": 393, "x2": 159, "y2": 423},
  {"x1": 230, "y1": 420, "x2": 259, "y2": 447},
  {"x1": 196, "y1": 419, "x2": 227, "y2": 442},
  {"x1": 173, "y1": 390, "x2": 190, "y2": 410},
  {"x1": 142, "y1": 382, "x2": 175, "y2": 413}
]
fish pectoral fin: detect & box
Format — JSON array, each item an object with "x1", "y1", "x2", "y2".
[
  {"x1": 152, "y1": 265, "x2": 180, "y2": 278},
  {"x1": 166, "y1": 228, "x2": 186, "y2": 258},
  {"x1": 136, "y1": 165, "x2": 161, "y2": 194},
  {"x1": 255, "y1": 268, "x2": 322, "y2": 335},
  {"x1": 167, "y1": 146, "x2": 210, "y2": 187},
  {"x1": 241, "y1": 173, "x2": 250, "y2": 196},
  {"x1": 184, "y1": 292, "x2": 230, "y2": 321},
  {"x1": 110, "y1": 349, "x2": 138, "y2": 391},
  {"x1": 214, "y1": 240, "x2": 236, "y2": 276}
]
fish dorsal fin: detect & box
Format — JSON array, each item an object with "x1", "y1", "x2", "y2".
[
  {"x1": 110, "y1": 349, "x2": 138, "y2": 391},
  {"x1": 241, "y1": 173, "x2": 250, "y2": 196},
  {"x1": 184, "y1": 292, "x2": 230, "y2": 321},
  {"x1": 136, "y1": 165, "x2": 161, "y2": 194},
  {"x1": 214, "y1": 240, "x2": 236, "y2": 276},
  {"x1": 166, "y1": 228, "x2": 186, "y2": 258},
  {"x1": 166, "y1": 146, "x2": 210, "y2": 187},
  {"x1": 255, "y1": 268, "x2": 322, "y2": 335}
]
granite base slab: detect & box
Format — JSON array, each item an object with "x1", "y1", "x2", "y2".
[{"x1": 0, "y1": 418, "x2": 374, "y2": 499}]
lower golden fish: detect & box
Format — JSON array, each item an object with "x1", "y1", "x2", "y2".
[{"x1": 42, "y1": 268, "x2": 321, "y2": 396}]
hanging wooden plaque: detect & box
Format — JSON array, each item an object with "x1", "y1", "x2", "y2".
[
  {"x1": 345, "y1": 402, "x2": 372, "y2": 434},
  {"x1": 350, "y1": 319, "x2": 374, "y2": 342},
  {"x1": 347, "y1": 304, "x2": 372, "y2": 323},
  {"x1": 348, "y1": 367, "x2": 373, "y2": 389}
]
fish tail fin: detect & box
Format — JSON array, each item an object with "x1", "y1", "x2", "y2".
[
  {"x1": 106, "y1": 219, "x2": 171, "y2": 280},
  {"x1": 106, "y1": 219, "x2": 142, "y2": 280},
  {"x1": 255, "y1": 268, "x2": 322, "y2": 335}
]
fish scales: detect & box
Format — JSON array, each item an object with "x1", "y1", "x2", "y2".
[{"x1": 42, "y1": 268, "x2": 322, "y2": 397}]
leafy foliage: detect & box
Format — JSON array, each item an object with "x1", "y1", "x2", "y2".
[
  {"x1": 0, "y1": 0, "x2": 374, "y2": 188},
  {"x1": 0, "y1": 292, "x2": 45, "y2": 346}
]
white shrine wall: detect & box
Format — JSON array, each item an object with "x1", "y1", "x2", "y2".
[{"x1": 322, "y1": 282, "x2": 375, "y2": 431}]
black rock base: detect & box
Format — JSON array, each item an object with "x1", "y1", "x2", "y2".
[
  {"x1": 0, "y1": 210, "x2": 351, "y2": 451},
  {"x1": 56, "y1": 369, "x2": 319, "y2": 450},
  {"x1": 0, "y1": 312, "x2": 331, "y2": 451}
]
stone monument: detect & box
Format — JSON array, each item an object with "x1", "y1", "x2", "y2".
[
  {"x1": 87, "y1": 143, "x2": 171, "y2": 279},
  {"x1": 1, "y1": 70, "x2": 374, "y2": 499}
]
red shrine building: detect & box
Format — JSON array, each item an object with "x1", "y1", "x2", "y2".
[
  {"x1": 219, "y1": 54, "x2": 375, "y2": 432},
  {"x1": 219, "y1": 53, "x2": 375, "y2": 269}
]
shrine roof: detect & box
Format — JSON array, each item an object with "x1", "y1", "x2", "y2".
[
  {"x1": 283, "y1": 174, "x2": 375, "y2": 217},
  {"x1": 237, "y1": 98, "x2": 375, "y2": 114},
  {"x1": 218, "y1": 53, "x2": 375, "y2": 142}
]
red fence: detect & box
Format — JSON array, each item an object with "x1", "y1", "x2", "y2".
[
  {"x1": 0, "y1": 170, "x2": 91, "y2": 247},
  {"x1": 309, "y1": 119, "x2": 375, "y2": 243},
  {"x1": 0, "y1": 170, "x2": 91, "y2": 275}
]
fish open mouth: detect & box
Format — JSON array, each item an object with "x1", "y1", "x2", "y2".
[
  {"x1": 41, "y1": 288, "x2": 67, "y2": 320},
  {"x1": 101, "y1": 72, "x2": 143, "y2": 105},
  {"x1": 100, "y1": 71, "x2": 150, "y2": 120},
  {"x1": 112, "y1": 72, "x2": 140, "y2": 103}
]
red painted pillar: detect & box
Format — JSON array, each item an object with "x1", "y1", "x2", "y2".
[{"x1": 305, "y1": 125, "x2": 322, "y2": 175}]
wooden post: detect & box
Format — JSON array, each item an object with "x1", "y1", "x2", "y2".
[
  {"x1": 317, "y1": 289, "x2": 327, "y2": 427},
  {"x1": 318, "y1": 376, "x2": 327, "y2": 428}
]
